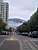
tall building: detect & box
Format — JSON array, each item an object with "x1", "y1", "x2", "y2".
[
  {"x1": 1, "y1": 2, "x2": 9, "y2": 23},
  {"x1": 0, "y1": 0, "x2": 9, "y2": 29},
  {"x1": 0, "y1": 0, "x2": 3, "y2": 18}
]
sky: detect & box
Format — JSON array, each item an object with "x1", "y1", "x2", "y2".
[{"x1": 4, "y1": 0, "x2": 38, "y2": 21}]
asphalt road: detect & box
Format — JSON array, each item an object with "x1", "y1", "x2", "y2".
[
  {"x1": 0, "y1": 34, "x2": 38, "y2": 50},
  {"x1": 0, "y1": 40, "x2": 20, "y2": 50}
]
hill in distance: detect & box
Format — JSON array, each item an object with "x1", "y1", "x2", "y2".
[{"x1": 8, "y1": 18, "x2": 25, "y2": 23}]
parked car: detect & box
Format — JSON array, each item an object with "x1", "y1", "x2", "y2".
[
  {"x1": 31, "y1": 31, "x2": 38, "y2": 38},
  {"x1": 28, "y1": 31, "x2": 38, "y2": 38},
  {"x1": 21, "y1": 32, "x2": 28, "y2": 36},
  {"x1": 0, "y1": 31, "x2": 9, "y2": 35}
]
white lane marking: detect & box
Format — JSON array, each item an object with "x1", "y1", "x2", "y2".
[
  {"x1": 25, "y1": 37, "x2": 38, "y2": 50},
  {"x1": 6, "y1": 38, "x2": 18, "y2": 40},
  {"x1": 27, "y1": 38, "x2": 38, "y2": 41},
  {"x1": 30, "y1": 40, "x2": 38, "y2": 41},
  {"x1": 18, "y1": 39, "x2": 23, "y2": 50},
  {"x1": 27, "y1": 41, "x2": 37, "y2": 50},
  {"x1": 6, "y1": 37, "x2": 18, "y2": 41},
  {"x1": 26, "y1": 37, "x2": 38, "y2": 48},
  {"x1": 31, "y1": 41, "x2": 38, "y2": 49},
  {"x1": 13, "y1": 36, "x2": 23, "y2": 50},
  {"x1": 0, "y1": 36, "x2": 10, "y2": 47},
  {"x1": 22, "y1": 39, "x2": 29, "y2": 49},
  {"x1": 0, "y1": 39, "x2": 5, "y2": 47}
]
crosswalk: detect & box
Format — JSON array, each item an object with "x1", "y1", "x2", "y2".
[
  {"x1": 0, "y1": 34, "x2": 38, "y2": 50},
  {"x1": 14, "y1": 35, "x2": 38, "y2": 50}
]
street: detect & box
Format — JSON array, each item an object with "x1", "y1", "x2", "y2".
[{"x1": 0, "y1": 33, "x2": 38, "y2": 50}]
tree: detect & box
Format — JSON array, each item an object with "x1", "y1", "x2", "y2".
[
  {"x1": 16, "y1": 8, "x2": 38, "y2": 33},
  {"x1": 0, "y1": 18, "x2": 6, "y2": 31},
  {"x1": 29, "y1": 8, "x2": 38, "y2": 31}
]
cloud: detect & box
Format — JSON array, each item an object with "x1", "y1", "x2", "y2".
[{"x1": 4, "y1": 0, "x2": 38, "y2": 21}]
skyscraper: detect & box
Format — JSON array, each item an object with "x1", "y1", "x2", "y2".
[
  {"x1": 1, "y1": 2, "x2": 9, "y2": 23},
  {"x1": 0, "y1": 0, "x2": 9, "y2": 29},
  {"x1": 0, "y1": 0, "x2": 3, "y2": 18},
  {"x1": 0, "y1": 0, "x2": 9, "y2": 23}
]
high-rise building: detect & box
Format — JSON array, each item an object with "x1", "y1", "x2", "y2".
[
  {"x1": 1, "y1": 2, "x2": 9, "y2": 23},
  {"x1": 0, "y1": 0, "x2": 3, "y2": 18},
  {"x1": 0, "y1": 0, "x2": 9, "y2": 29}
]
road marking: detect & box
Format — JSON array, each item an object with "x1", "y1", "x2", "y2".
[
  {"x1": 26, "y1": 37, "x2": 38, "y2": 49},
  {"x1": 18, "y1": 39, "x2": 23, "y2": 50},
  {"x1": 6, "y1": 37, "x2": 18, "y2": 41},
  {"x1": 0, "y1": 39, "x2": 5, "y2": 47},
  {"x1": 31, "y1": 40, "x2": 38, "y2": 41},
  {"x1": 31, "y1": 41, "x2": 38, "y2": 49},
  {"x1": 25, "y1": 37, "x2": 38, "y2": 50},
  {"x1": 0, "y1": 36, "x2": 10, "y2": 47},
  {"x1": 13, "y1": 36, "x2": 23, "y2": 50}
]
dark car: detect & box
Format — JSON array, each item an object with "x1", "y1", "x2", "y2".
[
  {"x1": 21, "y1": 32, "x2": 28, "y2": 36},
  {"x1": 28, "y1": 31, "x2": 38, "y2": 38},
  {"x1": 0, "y1": 31, "x2": 9, "y2": 35},
  {"x1": 31, "y1": 31, "x2": 38, "y2": 38}
]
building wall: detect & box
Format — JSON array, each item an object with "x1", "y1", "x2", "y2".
[
  {"x1": 0, "y1": 0, "x2": 9, "y2": 29},
  {"x1": 1, "y1": 2, "x2": 9, "y2": 23},
  {"x1": 0, "y1": 3, "x2": 1, "y2": 14},
  {"x1": 0, "y1": 0, "x2": 3, "y2": 18}
]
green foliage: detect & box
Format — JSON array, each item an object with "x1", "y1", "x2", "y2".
[
  {"x1": 17, "y1": 22, "x2": 30, "y2": 32},
  {"x1": 29, "y1": 9, "x2": 38, "y2": 31},
  {"x1": 0, "y1": 18, "x2": 6, "y2": 31},
  {"x1": 17, "y1": 8, "x2": 38, "y2": 33}
]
